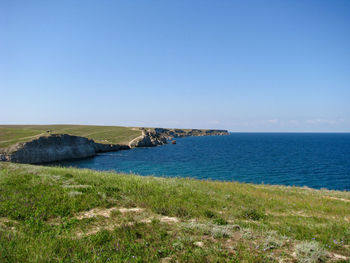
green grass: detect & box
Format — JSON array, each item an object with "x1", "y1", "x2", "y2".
[
  {"x1": 0, "y1": 125, "x2": 142, "y2": 149},
  {"x1": 0, "y1": 163, "x2": 349, "y2": 262}
]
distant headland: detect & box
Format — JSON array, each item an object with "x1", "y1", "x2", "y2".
[{"x1": 0, "y1": 125, "x2": 228, "y2": 164}]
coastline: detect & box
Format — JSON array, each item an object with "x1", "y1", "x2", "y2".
[{"x1": 0, "y1": 126, "x2": 229, "y2": 164}]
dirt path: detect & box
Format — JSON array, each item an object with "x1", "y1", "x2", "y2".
[{"x1": 324, "y1": 196, "x2": 350, "y2": 203}]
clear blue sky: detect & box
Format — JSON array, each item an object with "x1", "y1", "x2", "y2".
[{"x1": 1, "y1": 0, "x2": 349, "y2": 132}]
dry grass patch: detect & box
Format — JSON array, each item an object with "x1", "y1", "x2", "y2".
[{"x1": 72, "y1": 206, "x2": 181, "y2": 238}]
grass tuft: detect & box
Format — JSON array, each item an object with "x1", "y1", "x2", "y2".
[
  {"x1": 241, "y1": 207, "x2": 266, "y2": 221},
  {"x1": 295, "y1": 241, "x2": 327, "y2": 263}
]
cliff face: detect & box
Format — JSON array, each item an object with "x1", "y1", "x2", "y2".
[
  {"x1": 0, "y1": 134, "x2": 129, "y2": 164},
  {"x1": 94, "y1": 143, "x2": 129, "y2": 153},
  {"x1": 1, "y1": 134, "x2": 96, "y2": 164},
  {"x1": 0, "y1": 128, "x2": 229, "y2": 164}
]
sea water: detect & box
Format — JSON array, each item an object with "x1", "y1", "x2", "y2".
[{"x1": 57, "y1": 133, "x2": 350, "y2": 191}]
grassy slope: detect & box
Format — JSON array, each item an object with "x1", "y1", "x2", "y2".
[
  {"x1": 0, "y1": 125, "x2": 142, "y2": 149},
  {"x1": 0, "y1": 163, "x2": 349, "y2": 262}
]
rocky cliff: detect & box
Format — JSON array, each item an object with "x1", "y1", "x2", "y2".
[
  {"x1": 0, "y1": 134, "x2": 129, "y2": 164},
  {"x1": 154, "y1": 128, "x2": 229, "y2": 138},
  {"x1": 0, "y1": 128, "x2": 229, "y2": 164},
  {"x1": 128, "y1": 128, "x2": 228, "y2": 147},
  {"x1": 129, "y1": 129, "x2": 167, "y2": 148}
]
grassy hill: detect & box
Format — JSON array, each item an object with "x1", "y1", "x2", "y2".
[
  {"x1": 0, "y1": 163, "x2": 349, "y2": 262},
  {"x1": 0, "y1": 125, "x2": 142, "y2": 150}
]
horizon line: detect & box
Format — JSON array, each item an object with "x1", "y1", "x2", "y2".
[{"x1": 0, "y1": 123, "x2": 349, "y2": 133}]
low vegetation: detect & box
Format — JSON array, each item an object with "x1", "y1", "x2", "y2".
[
  {"x1": 0, "y1": 163, "x2": 349, "y2": 262},
  {"x1": 0, "y1": 125, "x2": 142, "y2": 149}
]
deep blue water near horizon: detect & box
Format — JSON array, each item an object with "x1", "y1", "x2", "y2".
[{"x1": 56, "y1": 133, "x2": 350, "y2": 191}]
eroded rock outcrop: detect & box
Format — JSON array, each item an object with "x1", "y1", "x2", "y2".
[
  {"x1": 94, "y1": 143, "x2": 129, "y2": 153},
  {"x1": 0, "y1": 134, "x2": 130, "y2": 164},
  {"x1": 154, "y1": 128, "x2": 229, "y2": 138},
  {"x1": 129, "y1": 129, "x2": 167, "y2": 148}
]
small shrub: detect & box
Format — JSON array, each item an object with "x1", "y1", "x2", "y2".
[
  {"x1": 175, "y1": 207, "x2": 189, "y2": 217},
  {"x1": 182, "y1": 222, "x2": 210, "y2": 235},
  {"x1": 242, "y1": 207, "x2": 265, "y2": 221},
  {"x1": 213, "y1": 217, "x2": 227, "y2": 225},
  {"x1": 242, "y1": 228, "x2": 254, "y2": 240},
  {"x1": 212, "y1": 225, "x2": 231, "y2": 238},
  {"x1": 204, "y1": 210, "x2": 215, "y2": 218},
  {"x1": 172, "y1": 240, "x2": 184, "y2": 250},
  {"x1": 155, "y1": 206, "x2": 170, "y2": 216},
  {"x1": 63, "y1": 173, "x2": 73, "y2": 179},
  {"x1": 263, "y1": 231, "x2": 285, "y2": 250},
  {"x1": 295, "y1": 241, "x2": 327, "y2": 263},
  {"x1": 182, "y1": 222, "x2": 234, "y2": 238}
]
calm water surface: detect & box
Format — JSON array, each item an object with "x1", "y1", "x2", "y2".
[{"x1": 57, "y1": 133, "x2": 350, "y2": 190}]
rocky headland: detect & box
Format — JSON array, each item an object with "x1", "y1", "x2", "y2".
[{"x1": 0, "y1": 128, "x2": 228, "y2": 164}]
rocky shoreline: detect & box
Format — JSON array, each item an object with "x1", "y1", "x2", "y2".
[{"x1": 0, "y1": 128, "x2": 229, "y2": 164}]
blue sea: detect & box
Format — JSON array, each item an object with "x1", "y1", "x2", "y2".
[{"x1": 57, "y1": 133, "x2": 350, "y2": 191}]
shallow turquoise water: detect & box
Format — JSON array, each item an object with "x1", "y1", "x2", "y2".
[{"x1": 57, "y1": 133, "x2": 350, "y2": 190}]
